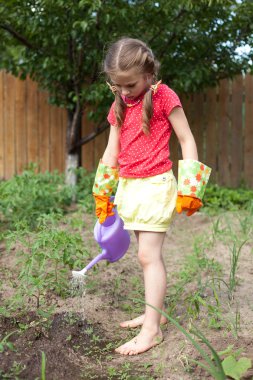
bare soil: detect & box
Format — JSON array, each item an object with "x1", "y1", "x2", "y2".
[{"x1": 0, "y1": 211, "x2": 253, "y2": 379}]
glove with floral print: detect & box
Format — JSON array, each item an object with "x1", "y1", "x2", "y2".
[
  {"x1": 177, "y1": 159, "x2": 211, "y2": 216},
  {"x1": 92, "y1": 160, "x2": 119, "y2": 224}
]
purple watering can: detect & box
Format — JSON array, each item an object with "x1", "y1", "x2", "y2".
[{"x1": 72, "y1": 206, "x2": 130, "y2": 279}]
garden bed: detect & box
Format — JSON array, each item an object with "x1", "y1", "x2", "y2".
[{"x1": 1, "y1": 208, "x2": 253, "y2": 379}]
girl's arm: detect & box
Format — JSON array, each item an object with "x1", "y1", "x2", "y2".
[
  {"x1": 102, "y1": 125, "x2": 120, "y2": 167},
  {"x1": 168, "y1": 107, "x2": 198, "y2": 160}
]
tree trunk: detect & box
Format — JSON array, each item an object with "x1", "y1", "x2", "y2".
[
  {"x1": 65, "y1": 152, "x2": 79, "y2": 187},
  {"x1": 65, "y1": 107, "x2": 82, "y2": 187}
]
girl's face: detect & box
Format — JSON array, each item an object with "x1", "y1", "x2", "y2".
[{"x1": 110, "y1": 69, "x2": 152, "y2": 99}]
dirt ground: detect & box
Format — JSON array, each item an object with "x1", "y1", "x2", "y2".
[{"x1": 0, "y1": 210, "x2": 253, "y2": 379}]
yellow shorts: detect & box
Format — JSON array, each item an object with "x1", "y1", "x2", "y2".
[{"x1": 114, "y1": 170, "x2": 178, "y2": 232}]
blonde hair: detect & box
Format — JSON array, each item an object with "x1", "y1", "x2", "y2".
[{"x1": 104, "y1": 38, "x2": 160, "y2": 134}]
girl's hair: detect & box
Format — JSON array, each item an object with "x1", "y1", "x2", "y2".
[{"x1": 103, "y1": 38, "x2": 160, "y2": 134}]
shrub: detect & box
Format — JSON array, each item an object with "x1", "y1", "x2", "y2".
[
  {"x1": 0, "y1": 165, "x2": 74, "y2": 229},
  {"x1": 203, "y1": 184, "x2": 253, "y2": 214}
]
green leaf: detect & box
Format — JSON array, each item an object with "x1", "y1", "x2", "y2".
[{"x1": 222, "y1": 356, "x2": 252, "y2": 380}]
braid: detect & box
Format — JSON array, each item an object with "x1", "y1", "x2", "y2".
[
  {"x1": 142, "y1": 90, "x2": 153, "y2": 135},
  {"x1": 114, "y1": 91, "x2": 126, "y2": 127}
]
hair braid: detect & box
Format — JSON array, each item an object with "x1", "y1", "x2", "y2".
[
  {"x1": 142, "y1": 90, "x2": 153, "y2": 135},
  {"x1": 114, "y1": 91, "x2": 126, "y2": 128}
]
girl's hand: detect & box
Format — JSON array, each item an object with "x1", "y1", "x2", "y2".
[
  {"x1": 93, "y1": 195, "x2": 115, "y2": 224},
  {"x1": 176, "y1": 195, "x2": 203, "y2": 217}
]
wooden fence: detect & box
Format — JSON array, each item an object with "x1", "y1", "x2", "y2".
[{"x1": 0, "y1": 71, "x2": 252, "y2": 188}]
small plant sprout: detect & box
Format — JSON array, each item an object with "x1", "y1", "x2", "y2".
[
  {"x1": 229, "y1": 239, "x2": 248, "y2": 298},
  {"x1": 0, "y1": 331, "x2": 17, "y2": 353},
  {"x1": 41, "y1": 351, "x2": 46, "y2": 380}
]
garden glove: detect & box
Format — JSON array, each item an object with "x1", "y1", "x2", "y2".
[
  {"x1": 176, "y1": 195, "x2": 203, "y2": 216},
  {"x1": 92, "y1": 160, "x2": 119, "y2": 224},
  {"x1": 177, "y1": 159, "x2": 211, "y2": 216},
  {"x1": 94, "y1": 195, "x2": 114, "y2": 224}
]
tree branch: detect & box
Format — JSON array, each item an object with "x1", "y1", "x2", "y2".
[
  {"x1": 72, "y1": 122, "x2": 109, "y2": 150},
  {"x1": 148, "y1": 8, "x2": 187, "y2": 47},
  {"x1": 0, "y1": 23, "x2": 35, "y2": 49}
]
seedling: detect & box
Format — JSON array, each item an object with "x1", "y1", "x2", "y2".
[{"x1": 0, "y1": 331, "x2": 17, "y2": 353}]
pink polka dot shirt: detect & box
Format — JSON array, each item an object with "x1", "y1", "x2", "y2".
[{"x1": 107, "y1": 84, "x2": 182, "y2": 178}]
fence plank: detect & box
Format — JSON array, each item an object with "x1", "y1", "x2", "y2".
[
  {"x1": 217, "y1": 79, "x2": 231, "y2": 186},
  {"x1": 62, "y1": 110, "x2": 67, "y2": 175},
  {"x1": 205, "y1": 87, "x2": 217, "y2": 182},
  {"x1": 38, "y1": 91, "x2": 50, "y2": 172},
  {"x1": 3, "y1": 73, "x2": 16, "y2": 178},
  {"x1": 27, "y1": 77, "x2": 39, "y2": 165},
  {"x1": 245, "y1": 74, "x2": 253, "y2": 188},
  {"x1": 15, "y1": 78, "x2": 27, "y2": 174},
  {"x1": 231, "y1": 75, "x2": 243, "y2": 187},
  {"x1": 50, "y1": 106, "x2": 63, "y2": 172},
  {"x1": 0, "y1": 72, "x2": 4, "y2": 178},
  {"x1": 60, "y1": 110, "x2": 66, "y2": 173}
]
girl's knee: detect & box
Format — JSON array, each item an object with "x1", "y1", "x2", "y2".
[{"x1": 138, "y1": 249, "x2": 157, "y2": 266}]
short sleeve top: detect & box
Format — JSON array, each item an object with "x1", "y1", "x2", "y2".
[{"x1": 107, "y1": 84, "x2": 182, "y2": 178}]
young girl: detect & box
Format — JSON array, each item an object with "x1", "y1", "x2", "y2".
[{"x1": 93, "y1": 37, "x2": 211, "y2": 356}]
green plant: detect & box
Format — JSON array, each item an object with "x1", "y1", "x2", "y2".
[
  {"x1": 41, "y1": 351, "x2": 46, "y2": 380},
  {"x1": 75, "y1": 167, "x2": 95, "y2": 212},
  {"x1": 237, "y1": 204, "x2": 253, "y2": 237},
  {"x1": 0, "y1": 165, "x2": 74, "y2": 230},
  {"x1": 4, "y1": 214, "x2": 90, "y2": 310},
  {"x1": 203, "y1": 185, "x2": 253, "y2": 214},
  {"x1": 0, "y1": 331, "x2": 16, "y2": 353},
  {"x1": 228, "y1": 240, "x2": 248, "y2": 298},
  {"x1": 165, "y1": 235, "x2": 222, "y2": 318},
  {"x1": 218, "y1": 346, "x2": 252, "y2": 380},
  {"x1": 223, "y1": 305, "x2": 241, "y2": 339},
  {"x1": 222, "y1": 355, "x2": 251, "y2": 380}
]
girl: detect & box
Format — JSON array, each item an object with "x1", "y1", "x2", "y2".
[{"x1": 93, "y1": 37, "x2": 211, "y2": 356}]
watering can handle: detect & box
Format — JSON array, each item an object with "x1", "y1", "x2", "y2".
[{"x1": 84, "y1": 249, "x2": 108, "y2": 271}]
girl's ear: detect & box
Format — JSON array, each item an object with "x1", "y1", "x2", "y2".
[{"x1": 145, "y1": 73, "x2": 153, "y2": 85}]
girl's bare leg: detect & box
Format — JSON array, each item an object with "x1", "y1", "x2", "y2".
[
  {"x1": 120, "y1": 231, "x2": 167, "y2": 328},
  {"x1": 115, "y1": 231, "x2": 167, "y2": 355}
]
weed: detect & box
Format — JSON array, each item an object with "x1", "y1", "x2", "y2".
[
  {"x1": 0, "y1": 331, "x2": 17, "y2": 353},
  {"x1": 41, "y1": 351, "x2": 46, "y2": 380},
  {"x1": 222, "y1": 355, "x2": 251, "y2": 380},
  {"x1": 107, "y1": 361, "x2": 150, "y2": 380},
  {"x1": 228, "y1": 240, "x2": 247, "y2": 297}
]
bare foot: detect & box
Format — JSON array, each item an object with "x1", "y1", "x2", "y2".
[
  {"x1": 120, "y1": 314, "x2": 167, "y2": 328},
  {"x1": 115, "y1": 327, "x2": 163, "y2": 355}
]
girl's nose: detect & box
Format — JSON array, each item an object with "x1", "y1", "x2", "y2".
[{"x1": 121, "y1": 88, "x2": 130, "y2": 96}]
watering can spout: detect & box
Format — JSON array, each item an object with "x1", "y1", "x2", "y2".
[{"x1": 84, "y1": 249, "x2": 108, "y2": 271}]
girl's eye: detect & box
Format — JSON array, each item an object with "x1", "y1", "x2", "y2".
[{"x1": 128, "y1": 84, "x2": 136, "y2": 88}]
